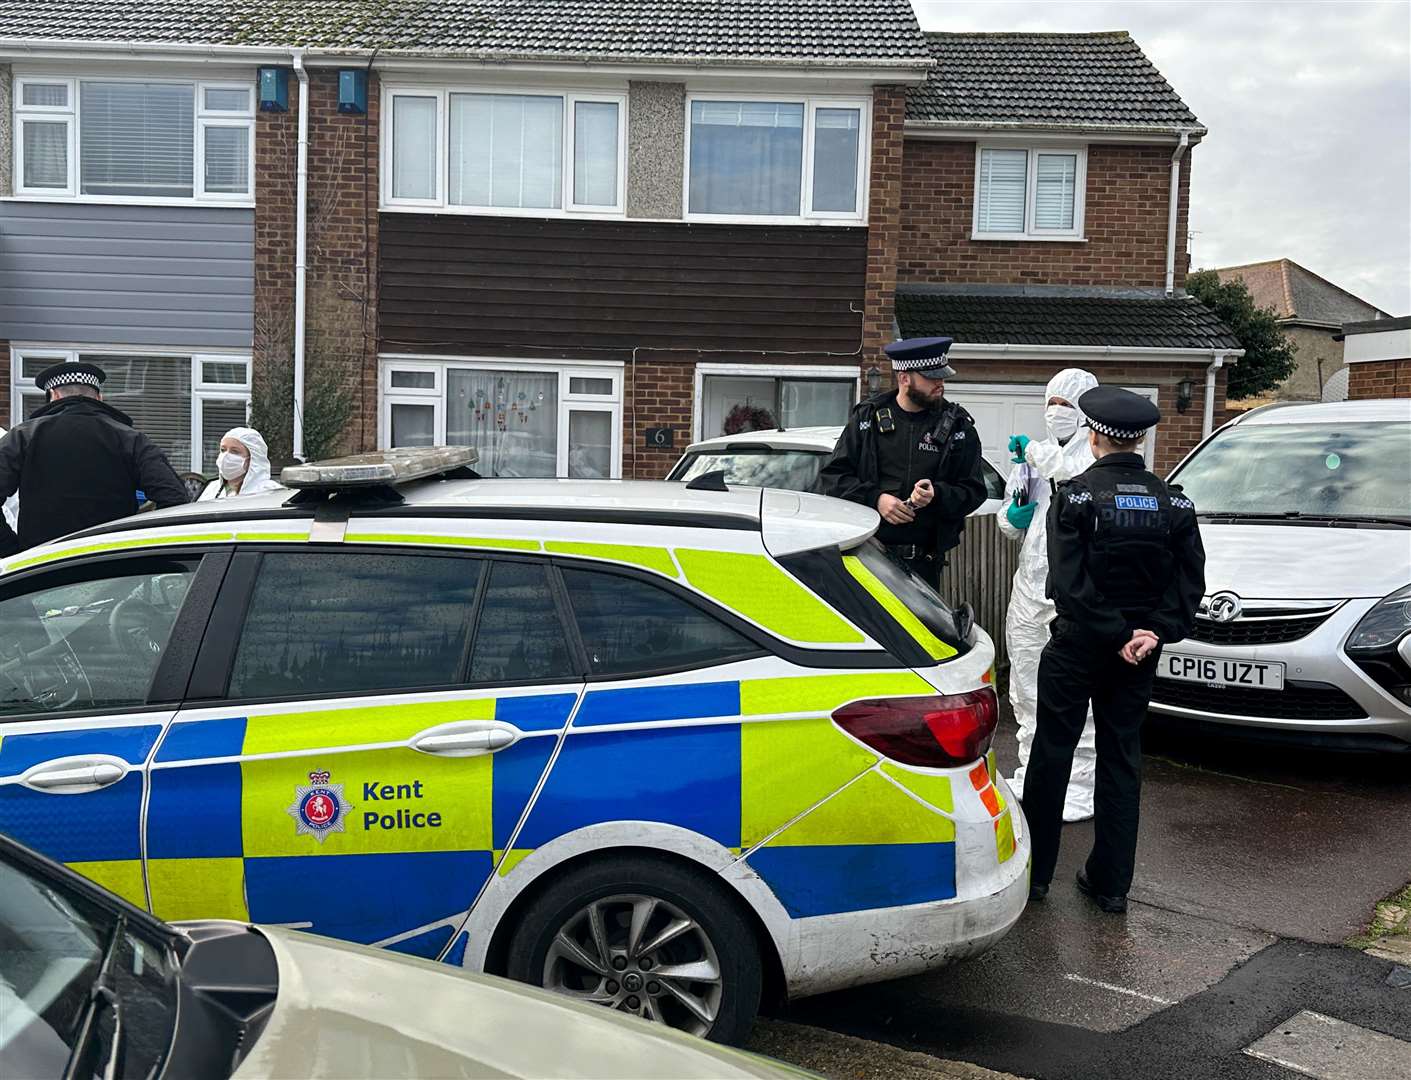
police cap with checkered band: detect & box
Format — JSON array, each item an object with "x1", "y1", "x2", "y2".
[
  {"x1": 884, "y1": 337, "x2": 956, "y2": 380},
  {"x1": 35, "y1": 361, "x2": 106, "y2": 394},
  {"x1": 1079, "y1": 386, "x2": 1161, "y2": 440}
]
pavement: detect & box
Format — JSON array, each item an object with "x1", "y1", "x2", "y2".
[{"x1": 762, "y1": 715, "x2": 1411, "y2": 1080}]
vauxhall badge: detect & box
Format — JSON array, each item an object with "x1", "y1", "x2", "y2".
[{"x1": 287, "y1": 770, "x2": 354, "y2": 843}]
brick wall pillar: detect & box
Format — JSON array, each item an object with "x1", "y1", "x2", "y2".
[
  {"x1": 253, "y1": 75, "x2": 297, "y2": 460},
  {"x1": 862, "y1": 87, "x2": 906, "y2": 373}
]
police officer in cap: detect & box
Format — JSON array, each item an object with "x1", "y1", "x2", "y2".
[
  {"x1": 0, "y1": 362, "x2": 188, "y2": 554},
  {"x1": 1024, "y1": 386, "x2": 1205, "y2": 913},
  {"x1": 818, "y1": 337, "x2": 986, "y2": 587}
]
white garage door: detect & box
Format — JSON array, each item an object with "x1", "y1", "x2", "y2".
[{"x1": 946, "y1": 382, "x2": 1158, "y2": 472}]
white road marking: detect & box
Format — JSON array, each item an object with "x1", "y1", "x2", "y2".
[
  {"x1": 1243, "y1": 1010, "x2": 1411, "y2": 1080},
  {"x1": 1062, "y1": 973, "x2": 1176, "y2": 1006}
]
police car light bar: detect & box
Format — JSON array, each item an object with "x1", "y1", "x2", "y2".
[{"x1": 281, "y1": 447, "x2": 480, "y2": 489}]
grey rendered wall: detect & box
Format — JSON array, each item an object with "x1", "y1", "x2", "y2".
[
  {"x1": 0, "y1": 202, "x2": 253, "y2": 348},
  {"x1": 627, "y1": 81, "x2": 685, "y2": 219},
  {"x1": 0, "y1": 66, "x2": 11, "y2": 197}
]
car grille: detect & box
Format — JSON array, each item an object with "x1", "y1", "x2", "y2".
[
  {"x1": 1187, "y1": 613, "x2": 1331, "y2": 646},
  {"x1": 1149, "y1": 679, "x2": 1367, "y2": 721}
]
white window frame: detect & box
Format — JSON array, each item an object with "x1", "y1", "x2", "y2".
[
  {"x1": 971, "y1": 144, "x2": 1088, "y2": 242},
  {"x1": 692, "y1": 362, "x2": 862, "y2": 442},
  {"x1": 13, "y1": 77, "x2": 77, "y2": 197},
  {"x1": 682, "y1": 92, "x2": 871, "y2": 226},
  {"x1": 379, "y1": 356, "x2": 625, "y2": 477},
  {"x1": 9, "y1": 346, "x2": 251, "y2": 473},
  {"x1": 380, "y1": 84, "x2": 629, "y2": 218},
  {"x1": 9, "y1": 73, "x2": 256, "y2": 207}
]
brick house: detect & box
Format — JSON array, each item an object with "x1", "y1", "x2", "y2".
[
  {"x1": 1212, "y1": 258, "x2": 1391, "y2": 403},
  {"x1": 1338, "y1": 316, "x2": 1411, "y2": 401},
  {"x1": 0, "y1": 5, "x2": 1236, "y2": 480}
]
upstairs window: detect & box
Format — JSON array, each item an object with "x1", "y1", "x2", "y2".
[
  {"x1": 972, "y1": 145, "x2": 1086, "y2": 241},
  {"x1": 686, "y1": 96, "x2": 868, "y2": 222},
  {"x1": 384, "y1": 86, "x2": 626, "y2": 216},
  {"x1": 12, "y1": 76, "x2": 254, "y2": 203}
]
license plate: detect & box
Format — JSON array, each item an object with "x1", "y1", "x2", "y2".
[{"x1": 1160, "y1": 652, "x2": 1285, "y2": 690}]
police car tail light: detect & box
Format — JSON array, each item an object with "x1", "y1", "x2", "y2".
[{"x1": 833, "y1": 689, "x2": 999, "y2": 768}]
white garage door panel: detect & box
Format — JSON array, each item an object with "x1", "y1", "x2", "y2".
[{"x1": 947, "y1": 382, "x2": 1157, "y2": 470}]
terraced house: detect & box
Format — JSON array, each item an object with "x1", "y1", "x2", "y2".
[{"x1": 0, "y1": 1, "x2": 1236, "y2": 480}]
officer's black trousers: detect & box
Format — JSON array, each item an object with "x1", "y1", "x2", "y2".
[{"x1": 1023, "y1": 626, "x2": 1160, "y2": 897}]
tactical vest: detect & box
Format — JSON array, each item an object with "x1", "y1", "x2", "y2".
[{"x1": 1084, "y1": 465, "x2": 1178, "y2": 616}]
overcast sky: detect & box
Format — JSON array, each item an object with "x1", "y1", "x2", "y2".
[{"x1": 912, "y1": 0, "x2": 1411, "y2": 314}]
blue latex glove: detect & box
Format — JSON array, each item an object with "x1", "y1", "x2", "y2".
[
  {"x1": 1008, "y1": 434, "x2": 1030, "y2": 463},
  {"x1": 1006, "y1": 500, "x2": 1037, "y2": 530}
]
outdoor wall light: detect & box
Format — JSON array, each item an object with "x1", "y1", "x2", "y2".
[
  {"x1": 866, "y1": 363, "x2": 883, "y2": 396},
  {"x1": 258, "y1": 67, "x2": 289, "y2": 112},
  {"x1": 1176, "y1": 378, "x2": 1194, "y2": 413}
]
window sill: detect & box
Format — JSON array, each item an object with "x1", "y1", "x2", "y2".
[
  {"x1": 684, "y1": 213, "x2": 867, "y2": 227},
  {"x1": 969, "y1": 232, "x2": 1087, "y2": 243},
  {"x1": 2, "y1": 194, "x2": 255, "y2": 209},
  {"x1": 381, "y1": 202, "x2": 625, "y2": 220}
]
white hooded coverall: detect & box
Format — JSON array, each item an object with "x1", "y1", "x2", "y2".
[
  {"x1": 198, "y1": 426, "x2": 285, "y2": 501},
  {"x1": 998, "y1": 368, "x2": 1099, "y2": 822}
]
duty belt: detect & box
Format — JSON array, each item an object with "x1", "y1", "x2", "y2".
[{"x1": 888, "y1": 544, "x2": 937, "y2": 562}]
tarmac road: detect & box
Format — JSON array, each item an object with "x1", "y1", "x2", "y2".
[{"x1": 773, "y1": 716, "x2": 1411, "y2": 1080}]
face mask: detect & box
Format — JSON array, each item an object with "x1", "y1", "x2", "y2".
[
  {"x1": 1045, "y1": 404, "x2": 1080, "y2": 442},
  {"x1": 217, "y1": 451, "x2": 248, "y2": 482}
]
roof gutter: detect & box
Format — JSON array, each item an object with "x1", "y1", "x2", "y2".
[
  {"x1": 905, "y1": 119, "x2": 1208, "y2": 140},
  {"x1": 292, "y1": 49, "x2": 309, "y2": 461},
  {"x1": 1165, "y1": 130, "x2": 1192, "y2": 297},
  {"x1": 949, "y1": 343, "x2": 1246, "y2": 361}
]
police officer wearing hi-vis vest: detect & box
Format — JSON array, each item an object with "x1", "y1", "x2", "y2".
[
  {"x1": 817, "y1": 337, "x2": 987, "y2": 588},
  {"x1": 1024, "y1": 387, "x2": 1205, "y2": 914}
]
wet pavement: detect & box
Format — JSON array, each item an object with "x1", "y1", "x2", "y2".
[{"x1": 773, "y1": 716, "x2": 1411, "y2": 1079}]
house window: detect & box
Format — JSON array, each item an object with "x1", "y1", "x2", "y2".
[
  {"x1": 383, "y1": 86, "x2": 626, "y2": 216},
  {"x1": 10, "y1": 349, "x2": 250, "y2": 473},
  {"x1": 700, "y1": 373, "x2": 856, "y2": 438},
  {"x1": 685, "y1": 96, "x2": 868, "y2": 222},
  {"x1": 12, "y1": 76, "x2": 255, "y2": 203},
  {"x1": 381, "y1": 359, "x2": 623, "y2": 478},
  {"x1": 972, "y1": 146, "x2": 1087, "y2": 240}
]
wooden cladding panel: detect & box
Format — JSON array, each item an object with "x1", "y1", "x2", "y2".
[{"x1": 378, "y1": 214, "x2": 867, "y2": 357}]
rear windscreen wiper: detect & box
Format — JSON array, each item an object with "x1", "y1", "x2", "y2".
[{"x1": 63, "y1": 913, "x2": 126, "y2": 1080}]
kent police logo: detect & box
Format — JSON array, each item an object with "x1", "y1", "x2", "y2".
[{"x1": 287, "y1": 770, "x2": 354, "y2": 844}]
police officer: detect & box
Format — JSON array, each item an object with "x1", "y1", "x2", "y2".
[
  {"x1": 1023, "y1": 387, "x2": 1205, "y2": 913},
  {"x1": 817, "y1": 337, "x2": 986, "y2": 587},
  {"x1": 0, "y1": 362, "x2": 188, "y2": 554}
]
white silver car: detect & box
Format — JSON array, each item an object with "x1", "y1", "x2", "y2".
[
  {"x1": 1150, "y1": 399, "x2": 1411, "y2": 752},
  {"x1": 666, "y1": 426, "x2": 1007, "y2": 515}
]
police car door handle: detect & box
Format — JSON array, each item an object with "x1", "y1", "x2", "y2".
[
  {"x1": 410, "y1": 720, "x2": 520, "y2": 758},
  {"x1": 20, "y1": 755, "x2": 129, "y2": 793}
]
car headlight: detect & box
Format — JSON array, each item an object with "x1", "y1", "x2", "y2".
[{"x1": 1347, "y1": 584, "x2": 1411, "y2": 651}]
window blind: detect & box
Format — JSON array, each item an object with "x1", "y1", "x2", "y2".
[
  {"x1": 80, "y1": 82, "x2": 194, "y2": 198},
  {"x1": 84, "y1": 354, "x2": 193, "y2": 466},
  {"x1": 449, "y1": 93, "x2": 563, "y2": 209},
  {"x1": 977, "y1": 148, "x2": 1027, "y2": 233},
  {"x1": 1035, "y1": 153, "x2": 1078, "y2": 230},
  {"x1": 203, "y1": 126, "x2": 249, "y2": 194}
]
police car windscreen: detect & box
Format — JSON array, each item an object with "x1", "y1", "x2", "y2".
[
  {"x1": 673, "y1": 450, "x2": 826, "y2": 492},
  {"x1": 1170, "y1": 422, "x2": 1410, "y2": 520}
]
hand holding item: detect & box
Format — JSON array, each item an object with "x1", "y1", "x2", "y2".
[
  {"x1": 909, "y1": 478, "x2": 935, "y2": 509},
  {"x1": 1008, "y1": 434, "x2": 1031, "y2": 463},
  {"x1": 1119, "y1": 629, "x2": 1160, "y2": 665},
  {"x1": 1006, "y1": 500, "x2": 1037, "y2": 530},
  {"x1": 878, "y1": 493, "x2": 916, "y2": 525}
]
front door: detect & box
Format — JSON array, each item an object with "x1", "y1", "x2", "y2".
[
  {"x1": 0, "y1": 553, "x2": 216, "y2": 907},
  {"x1": 147, "y1": 546, "x2": 583, "y2": 959}
]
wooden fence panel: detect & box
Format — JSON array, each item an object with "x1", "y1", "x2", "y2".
[{"x1": 940, "y1": 514, "x2": 1021, "y2": 671}]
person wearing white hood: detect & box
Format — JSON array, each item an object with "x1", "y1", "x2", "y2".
[
  {"x1": 198, "y1": 427, "x2": 284, "y2": 500},
  {"x1": 998, "y1": 368, "x2": 1100, "y2": 822}
]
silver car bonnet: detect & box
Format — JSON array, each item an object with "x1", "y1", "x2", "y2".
[{"x1": 1199, "y1": 522, "x2": 1411, "y2": 600}]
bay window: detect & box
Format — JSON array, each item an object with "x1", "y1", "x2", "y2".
[
  {"x1": 686, "y1": 95, "x2": 868, "y2": 222},
  {"x1": 972, "y1": 145, "x2": 1086, "y2": 240},
  {"x1": 12, "y1": 76, "x2": 255, "y2": 203},
  {"x1": 381, "y1": 359, "x2": 623, "y2": 478},
  {"x1": 383, "y1": 86, "x2": 626, "y2": 216},
  {"x1": 10, "y1": 349, "x2": 250, "y2": 473}
]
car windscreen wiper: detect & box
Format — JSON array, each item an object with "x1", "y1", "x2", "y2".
[
  {"x1": 1199, "y1": 511, "x2": 1411, "y2": 527},
  {"x1": 63, "y1": 912, "x2": 126, "y2": 1080}
]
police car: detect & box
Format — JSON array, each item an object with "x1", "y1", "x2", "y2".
[{"x1": 0, "y1": 448, "x2": 1028, "y2": 1044}]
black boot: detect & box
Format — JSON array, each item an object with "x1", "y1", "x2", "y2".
[{"x1": 1076, "y1": 869, "x2": 1127, "y2": 913}]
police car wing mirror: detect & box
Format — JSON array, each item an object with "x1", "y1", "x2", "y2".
[{"x1": 686, "y1": 470, "x2": 729, "y2": 492}]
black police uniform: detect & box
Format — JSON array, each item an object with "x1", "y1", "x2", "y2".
[
  {"x1": 0, "y1": 363, "x2": 189, "y2": 555},
  {"x1": 817, "y1": 340, "x2": 987, "y2": 588},
  {"x1": 1022, "y1": 387, "x2": 1205, "y2": 908}
]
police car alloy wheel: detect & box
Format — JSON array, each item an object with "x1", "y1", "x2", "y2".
[{"x1": 506, "y1": 854, "x2": 762, "y2": 1044}]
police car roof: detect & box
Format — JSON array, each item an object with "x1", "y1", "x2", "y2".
[
  {"x1": 1234, "y1": 398, "x2": 1411, "y2": 426},
  {"x1": 683, "y1": 426, "x2": 842, "y2": 454}
]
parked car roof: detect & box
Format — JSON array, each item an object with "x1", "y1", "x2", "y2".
[
  {"x1": 683, "y1": 427, "x2": 844, "y2": 454},
  {"x1": 1233, "y1": 398, "x2": 1411, "y2": 426}
]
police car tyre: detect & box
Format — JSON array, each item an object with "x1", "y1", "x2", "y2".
[{"x1": 506, "y1": 854, "x2": 763, "y2": 1045}]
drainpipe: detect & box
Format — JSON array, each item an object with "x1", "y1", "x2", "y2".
[
  {"x1": 1165, "y1": 131, "x2": 1190, "y2": 297},
  {"x1": 292, "y1": 49, "x2": 309, "y2": 460},
  {"x1": 1203, "y1": 352, "x2": 1228, "y2": 437}
]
